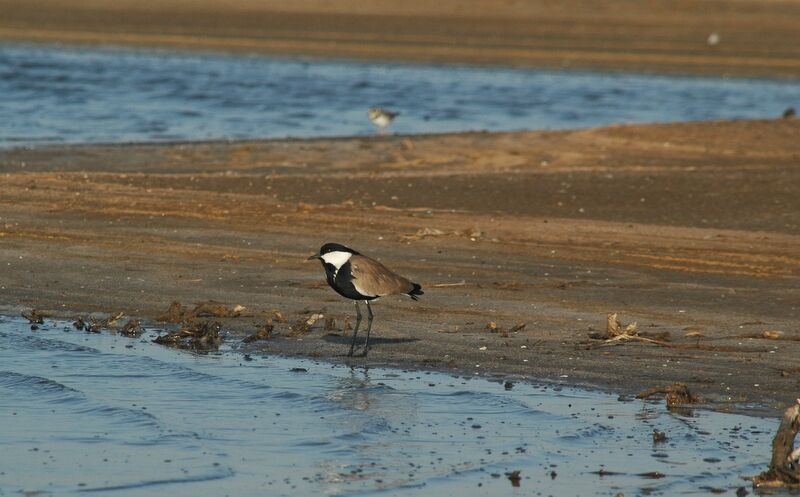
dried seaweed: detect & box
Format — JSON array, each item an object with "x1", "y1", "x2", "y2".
[
  {"x1": 243, "y1": 321, "x2": 274, "y2": 343},
  {"x1": 71, "y1": 312, "x2": 125, "y2": 333},
  {"x1": 21, "y1": 309, "x2": 45, "y2": 324},
  {"x1": 119, "y1": 319, "x2": 143, "y2": 337},
  {"x1": 288, "y1": 313, "x2": 323, "y2": 336},
  {"x1": 156, "y1": 301, "x2": 245, "y2": 324},
  {"x1": 636, "y1": 383, "x2": 699, "y2": 407},
  {"x1": 156, "y1": 301, "x2": 186, "y2": 323},
  {"x1": 153, "y1": 320, "x2": 222, "y2": 351}
]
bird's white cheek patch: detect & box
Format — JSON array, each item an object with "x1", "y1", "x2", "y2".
[{"x1": 320, "y1": 251, "x2": 352, "y2": 269}]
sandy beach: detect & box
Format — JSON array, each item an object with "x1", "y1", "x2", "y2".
[
  {"x1": 1, "y1": 119, "x2": 799, "y2": 411},
  {"x1": 1, "y1": 0, "x2": 800, "y2": 77}
]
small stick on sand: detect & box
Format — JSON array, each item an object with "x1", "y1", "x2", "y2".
[{"x1": 430, "y1": 280, "x2": 467, "y2": 288}]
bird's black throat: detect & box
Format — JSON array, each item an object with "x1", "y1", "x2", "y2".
[{"x1": 322, "y1": 260, "x2": 375, "y2": 301}]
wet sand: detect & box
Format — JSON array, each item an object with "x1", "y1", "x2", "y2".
[
  {"x1": 1, "y1": 0, "x2": 800, "y2": 77},
  {"x1": 1, "y1": 119, "x2": 799, "y2": 411}
]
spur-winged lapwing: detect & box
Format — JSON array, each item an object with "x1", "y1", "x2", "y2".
[
  {"x1": 368, "y1": 107, "x2": 398, "y2": 132},
  {"x1": 308, "y1": 243, "x2": 423, "y2": 357}
]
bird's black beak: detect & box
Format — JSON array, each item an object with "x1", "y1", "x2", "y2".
[{"x1": 307, "y1": 254, "x2": 322, "y2": 261}]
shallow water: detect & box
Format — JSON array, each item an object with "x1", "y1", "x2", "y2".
[
  {"x1": 0, "y1": 316, "x2": 773, "y2": 496},
  {"x1": 1, "y1": 43, "x2": 799, "y2": 147}
]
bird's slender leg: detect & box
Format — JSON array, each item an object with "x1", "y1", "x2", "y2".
[
  {"x1": 361, "y1": 300, "x2": 374, "y2": 357},
  {"x1": 348, "y1": 301, "x2": 362, "y2": 357}
]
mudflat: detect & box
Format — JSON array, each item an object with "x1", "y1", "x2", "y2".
[
  {"x1": 1, "y1": 0, "x2": 800, "y2": 77},
  {"x1": 1, "y1": 119, "x2": 798, "y2": 411}
]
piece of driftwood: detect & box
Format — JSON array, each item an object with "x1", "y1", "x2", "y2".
[
  {"x1": 588, "y1": 314, "x2": 749, "y2": 352},
  {"x1": 589, "y1": 313, "x2": 666, "y2": 347},
  {"x1": 748, "y1": 400, "x2": 800, "y2": 489},
  {"x1": 636, "y1": 383, "x2": 699, "y2": 407},
  {"x1": 588, "y1": 316, "x2": 772, "y2": 352}
]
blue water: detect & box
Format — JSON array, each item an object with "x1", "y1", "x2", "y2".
[
  {"x1": 0, "y1": 316, "x2": 773, "y2": 496},
  {"x1": 1, "y1": 42, "x2": 798, "y2": 147}
]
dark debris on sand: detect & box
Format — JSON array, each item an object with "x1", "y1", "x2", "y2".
[
  {"x1": 636, "y1": 383, "x2": 699, "y2": 407},
  {"x1": 156, "y1": 300, "x2": 245, "y2": 324},
  {"x1": 243, "y1": 321, "x2": 275, "y2": 343},
  {"x1": 153, "y1": 320, "x2": 223, "y2": 352},
  {"x1": 72, "y1": 312, "x2": 125, "y2": 333},
  {"x1": 119, "y1": 319, "x2": 143, "y2": 337},
  {"x1": 22, "y1": 309, "x2": 45, "y2": 325},
  {"x1": 157, "y1": 301, "x2": 186, "y2": 323},
  {"x1": 288, "y1": 312, "x2": 324, "y2": 336},
  {"x1": 652, "y1": 429, "x2": 667, "y2": 443},
  {"x1": 484, "y1": 321, "x2": 526, "y2": 337}
]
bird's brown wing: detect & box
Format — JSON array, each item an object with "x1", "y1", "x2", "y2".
[{"x1": 349, "y1": 254, "x2": 416, "y2": 297}]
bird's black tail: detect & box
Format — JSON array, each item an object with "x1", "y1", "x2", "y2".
[{"x1": 408, "y1": 283, "x2": 424, "y2": 301}]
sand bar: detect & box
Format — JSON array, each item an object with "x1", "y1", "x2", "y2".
[
  {"x1": 1, "y1": 0, "x2": 800, "y2": 77},
  {"x1": 1, "y1": 119, "x2": 799, "y2": 411}
]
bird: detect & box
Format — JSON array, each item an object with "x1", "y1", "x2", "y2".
[
  {"x1": 368, "y1": 107, "x2": 399, "y2": 132},
  {"x1": 307, "y1": 242, "x2": 423, "y2": 357}
]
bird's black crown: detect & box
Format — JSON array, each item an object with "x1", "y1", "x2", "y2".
[{"x1": 318, "y1": 243, "x2": 359, "y2": 256}]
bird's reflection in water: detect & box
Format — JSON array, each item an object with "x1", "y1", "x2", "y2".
[
  {"x1": 326, "y1": 367, "x2": 417, "y2": 424},
  {"x1": 314, "y1": 368, "x2": 423, "y2": 491}
]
